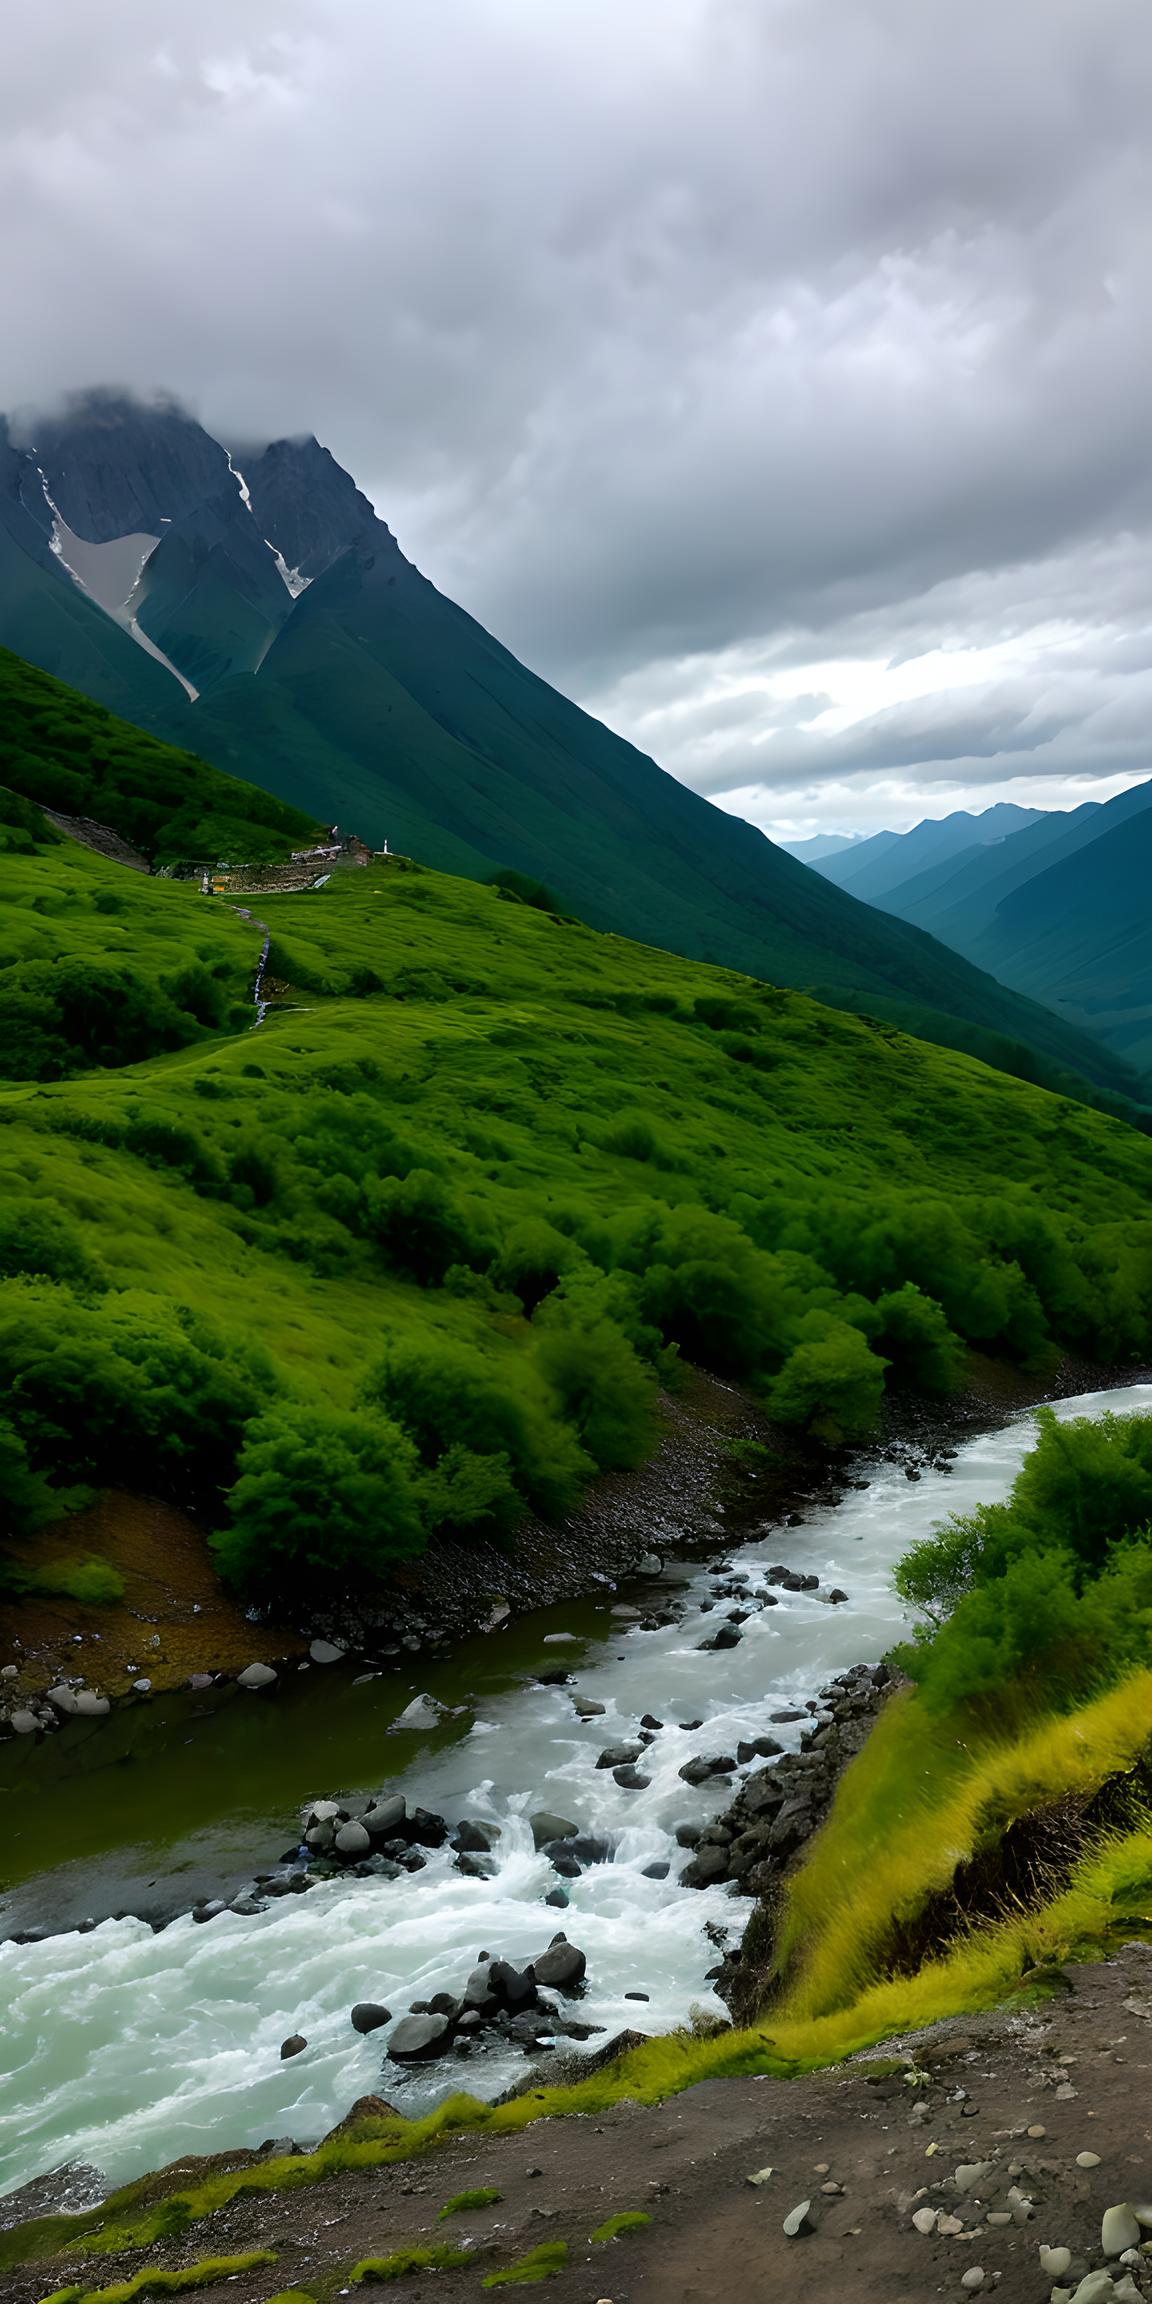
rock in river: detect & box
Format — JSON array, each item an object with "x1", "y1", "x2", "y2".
[
  {"x1": 335, "y1": 1821, "x2": 371, "y2": 1857},
  {"x1": 531, "y1": 1812, "x2": 579, "y2": 1850},
  {"x1": 387, "y1": 2013, "x2": 453, "y2": 2061},
  {"x1": 280, "y1": 2034, "x2": 307, "y2": 2059},
  {"x1": 533, "y1": 1936, "x2": 587, "y2": 1993},
  {"x1": 350, "y1": 2003, "x2": 392, "y2": 2035}
]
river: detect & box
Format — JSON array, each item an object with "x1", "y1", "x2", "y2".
[{"x1": 1, "y1": 1381, "x2": 1147, "y2": 2203}]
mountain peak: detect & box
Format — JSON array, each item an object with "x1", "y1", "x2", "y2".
[{"x1": 238, "y1": 433, "x2": 385, "y2": 582}]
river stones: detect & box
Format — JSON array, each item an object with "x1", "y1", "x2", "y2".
[
  {"x1": 489, "y1": 1958, "x2": 537, "y2": 2011},
  {"x1": 335, "y1": 1821, "x2": 371, "y2": 1857},
  {"x1": 737, "y1": 1736, "x2": 783, "y2": 1763},
  {"x1": 309, "y1": 1638, "x2": 346, "y2": 1664},
  {"x1": 613, "y1": 1765, "x2": 650, "y2": 1789},
  {"x1": 531, "y1": 1812, "x2": 579, "y2": 1849},
  {"x1": 9, "y1": 1710, "x2": 39, "y2": 1734},
  {"x1": 678, "y1": 1754, "x2": 735, "y2": 1785},
  {"x1": 698, "y1": 1625, "x2": 741, "y2": 1651},
  {"x1": 1102, "y1": 2204, "x2": 1143, "y2": 2256},
  {"x1": 533, "y1": 1937, "x2": 587, "y2": 1994},
  {"x1": 782, "y1": 2199, "x2": 814, "y2": 2237},
  {"x1": 596, "y1": 1743, "x2": 642, "y2": 1769},
  {"x1": 237, "y1": 1663, "x2": 277, "y2": 1691},
  {"x1": 387, "y1": 2013, "x2": 453, "y2": 2060},
  {"x1": 1040, "y1": 2247, "x2": 1073, "y2": 2277},
  {"x1": 351, "y1": 2003, "x2": 392, "y2": 2034},
  {"x1": 455, "y1": 1852, "x2": 498, "y2": 1879},
  {"x1": 362, "y1": 1795, "x2": 406, "y2": 1838},
  {"x1": 635, "y1": 1551, "x2": 663, "y2": 1575},
  {"x1": 570, "y1": 1695, "x2": 606, "y2": 1718},
  {"x1": 407, "y1": 1807, "x2": 448, "y2": 1847},
  {"x1": 280, "y1": 2033, "x2": 307, "y2": 2059},
  {"x1": 74, "y1": 1690, "x2": 111, "y2": 1716},
  {"x1": 391, "y1": 1692, "x2": 448, "y2": 1732},
  {"x1": 682, "y1": 1844, "x2": 728, "y2": 1886},
  {"x1": 46, "y1": 1684, "x2": 79, "y2": 1715},
  {"x1": 452, "y1": 1818, "x2": 500, "y2": 1853}
]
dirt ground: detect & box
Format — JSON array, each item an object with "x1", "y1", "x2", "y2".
[
  {"x1": 0, "y1": 1490, "x2": 302, "y2": 1701},
  {"x1": 10, "y1": 1944, "x2": 1152, "y2": 2303}
]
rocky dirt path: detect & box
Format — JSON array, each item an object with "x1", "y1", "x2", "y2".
[{"x1": 11, "y1": 1945, "x2": 1152, "y2": 2303}]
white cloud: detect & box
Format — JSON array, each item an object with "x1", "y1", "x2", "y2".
[{"x1": 3, "y1": 0, "x2": 1152, "y2": 831}]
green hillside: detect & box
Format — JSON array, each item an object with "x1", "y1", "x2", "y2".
[
  {"x1": 2, "y1": 397, "x2": 1145, "y2": 1110},
  {"x1": 0, "y1": 648, "x2": 319, "y2": 862},
  {"x1": 4, "y1": 820, "x2": 1152, "y2": 1611}
]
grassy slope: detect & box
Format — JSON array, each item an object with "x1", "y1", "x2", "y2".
[
  {"x1": 5, "y1": 850, "x2": 1152, "y2": 1418},
  {"x1": 0, "y1": 649, "x2": 319, "y2": 862},
  {"x1": 185, "y1": 548, "x2": 1147, "y2": 1107}
]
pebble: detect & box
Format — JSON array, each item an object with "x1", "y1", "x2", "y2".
[
  {"x1": 746, "y1": 2168, "x2": 774, "y2": 2187},
  {"x1": 1027, "y1": 2124, "x2": 1047, "y2": 2140},
  {"x1": 237, "y1": 1662, "x2": 277, "y2": 1691},
  {"x1": 912, "y1": 2207, "x2": 937, "y2": 2234},
  {"x1": 960, "y1": 2271, "x2": 985, "y2": 2293},
  {"x1": 782, "y1": 2199, "x2": 813, "y2": 2238},
  {"x1": 280, "y1": 2034, "x2": 307, "y2": 2059},
  {"x1": 1039, "y1": 2246, "x2": 1072, "y2": 2278},
  {"x1": 1068, "y1": 2275, "x2": 1117, "y2": 2304},
  {"x1": 1101, "y1": 2204, "x2": 1142, "y2": 2256},
  {"x1": 1076, "y1": 2152, "x2": 1102, "y2": 2170}
]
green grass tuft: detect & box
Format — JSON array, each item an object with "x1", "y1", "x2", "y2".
[
  {"x1": 350, "y1": 2246, "x2": 471, "y2": 2282},
  {"x1": 437, "y1": 2188, "x2": 502, "y2": 2219},
  {"x1": 35, "y1": 2255, "x2": 276, "y2": 2304},
  {"x1": 589, "y1": 2211, "x2": 652, "y2": 2241},
  {"x1": 481, "y1": 2243, "x2": 569, "y2": 2287}
]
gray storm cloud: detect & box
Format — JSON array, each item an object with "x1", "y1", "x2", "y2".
[{"x1": 4, "y1": 0, "x2": 1152, "y2": 830}]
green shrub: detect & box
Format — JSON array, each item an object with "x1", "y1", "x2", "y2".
[
  {"x1": 768, "y1": 1317, "x2": 888, "y2": 1444},
  {"x1": 590, "y1": 2211, "x2": 651, "y2": 2241},
  {"x1": 534, "y1": 1321, "x2": 657, "y2": 1471},
  {"x1": 214, "y1": 1405, "x2": 425, "y2": 1600}
]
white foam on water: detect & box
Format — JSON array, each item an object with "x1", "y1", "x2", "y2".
[{"x1": 1, "y1": 1383, "x2": 1147, "y2": 2195}]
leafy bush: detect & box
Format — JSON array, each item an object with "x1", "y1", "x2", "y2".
[
  {"x1": 768, "y1": 1317, "x2": 888, "y2": 1444},
  {"x1": 534, "y1": 1321, "x2": 657, "y2": 1471},
  {"x1": 364, "y1": 1338, "x2": 591, "y2": 1523},
  {"x1": 895, "y1": 1409, "x2": 1152, "y2": 1709},
  {"x1": 214, "y1": 1405, "x2": 425, "y2": 1599}
]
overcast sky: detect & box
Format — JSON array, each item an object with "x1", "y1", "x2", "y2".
[{"x1": 5, "y1": 0, "x2": 1152, "y2": 836}]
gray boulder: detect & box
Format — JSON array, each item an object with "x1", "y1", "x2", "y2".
[
  {"x1": 309, "y1": 1638, "x2": 346, "y2": 1664},
  {"x1": 350, "y1": 2002, "x2": 392, "y2": 2035},
  {"x1": 46, "y1": 1685, "x2": 80, "y2": 1715},
  {"x1": 531, "y1": 1812, "x2": 579, "y2": 1849},
  {"x1": 534, "y1": 1937, "x2": 587, "y2": 1993},
  {"x1": 452, "y1": 1818, "x2": 500, "y2": 1853},
  {"x1": 74, "y1": 1690, "x2": 111, "y2": 1716},
  {"x1": 596, "y1": 1744, "x2": 642, "y2": 1769},
  {"x1": 335, "y1": 1821, "x2": 372, "y2": 1857},
  {"x1": 237, "y1": 1663, "x2": 277, "y2": 1691},
  {"x1": 489, "y1": 1959, "x2": 537, "y2": 2011},
  {"x1": 387, "y1": 2013, "x2": 453, "y2": 2060},
  {"x1": 9, "y1": 1710, "x2": 39, "y2": 1735},
  {"x1": 613, "y1": 1765, "x2": 651, "y2": 1790},
  {"x1": 684, "y1": 1844, "x2": 728, "y2": 1886},
  {"x1": 363, "y1": 1796, "x2": 407, "y2": 1837}
]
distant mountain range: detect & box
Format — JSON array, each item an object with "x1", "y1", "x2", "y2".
[
  {"x1": 0, "y1": 388, "x2": 1144, "y2": 1107},
  {"x1": 805, "y1": 790, "x2": 1152, "y2": 1072}
]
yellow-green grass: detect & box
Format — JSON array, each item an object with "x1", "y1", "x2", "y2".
[
  {"x1": 35, "y1": 2254, "x2": 276, "y2": 2304},
  {"x1": 773, "y1": 1670, "x2": 1152, "y2": 2025},
  {"x1": 481, "y1": 2243, "x2": 569, "y2": 2286},
  {"x1": 349, "y1": 2246, "x2": 471, "y2": 2282},
  {"x1": 589, "y1": 2212, "x2": 652, "y2": 2241},
  {"x1": 437, "y1": 2189, "x2": 502, "y2": 2219}
]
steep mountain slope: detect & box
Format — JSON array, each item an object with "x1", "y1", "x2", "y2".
[
  {"x1": 964, "y1": 804, "x2": 1152, "y2": 1068},
  {"x1": 0, "y1": 393, "x2": 1144, "y2": 1108},
  {"x1": 879, "y1": 779, "x2": 1152, "y2": 953},
  {"x1": 814, "y1": 803, "x2": 1045, "y2": 905}
]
